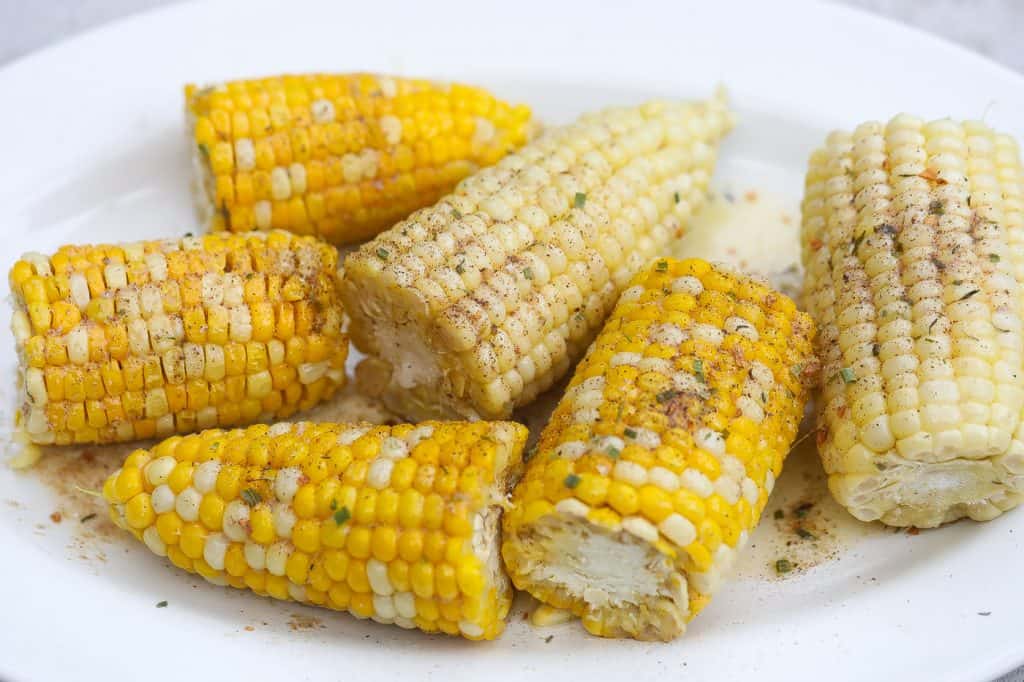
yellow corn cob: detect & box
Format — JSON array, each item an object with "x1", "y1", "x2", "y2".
[
  {"x1": 186, "y1": 73, "x2": 534, "y2": 245},
  {"x1": 9, "y1": 231, "x2": 348, "y2": 445},
  {"x1": 502, "y1": 258, "x2": 816, "y2": 641},
  {"x1": 342, "y1": 93, "x2": 734, "y2": 421},
  {"x1": 102, "y1": 420, "x2": 528, "y2": 640},
  {"x1": 801, "y1": 115, "x2": 1024, "y2": 527}
]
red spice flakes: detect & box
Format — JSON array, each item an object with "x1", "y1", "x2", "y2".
[
  {"x1": 816, "y1": 427, "x2": 829, "y2": 448},
  {"x1": 50, "y1": 511, "x2": 62, "y2": 524},
  {"x1": 918, "y1": 168, "x2": 947, "y2": 184},
  {"x1": 244, "y1": 625, "x2": 255, "y2": 632},
  {"x1": 907, "y1": 527, "x2": 920, "y2": 536},
  {"x1": 809, "y1": 238, "x2": 824, "y2": 252},
  {"x1": 744, "y1": 190, "x2": 759, "y2": 202}
]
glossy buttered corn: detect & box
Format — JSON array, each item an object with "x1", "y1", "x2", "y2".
[
  {"x1": 187, "y1": 73, "x2": 534, "y2": 245},
  {"x1": 343, "y1": 93, "x2": 734, "y2": 421},
  {"x1": 9, "y1": 231, "x2": 348, "y2": 445},
  {"x1": 502, "y1": 259, "x2": 816, "y2": 641},
  {"x1": 103, "y1": 420, "x2": 528, "y2": 639},
  {"x1": 802, "y1": 115, "x2": 1024, "y2": 527}
]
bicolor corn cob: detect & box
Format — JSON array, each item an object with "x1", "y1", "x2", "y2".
[
  {"x1": 343, "y1": 93, "x2": 734, "y2": 421},
  {"x1": 187, "y1": 73, "x2": 534, "y2": 245},
  {"x1": 9, "y1": 231, "x2": 348, "y2": 445},
  {"x1": 103, "y1": 420, "x2": 528, "y2": 640},
  {"x1": 801, "y1": 115, "x2": 1024, "y2": 527},
  {"x1": 502, "y1": 258, "x2": 816, "y2": 641}
]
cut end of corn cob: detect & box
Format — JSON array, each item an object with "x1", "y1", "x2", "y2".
[
  {"x1": 343, "y1": 94, "x2": 734, "y2": 422},
  {"x1": 102, "y1": 420, "x2": 529, "y2": 640},
  {"x1": 9, "y1": 231, "x2": 348, "y2": 445},
  {"x1": 502, "y1": 258, "x2": 816, "y2": 640},
  {"x1": 186, "y1": 73, "x2": 534, "y2": 245},
  {"x1": 801, "y1": 114, "x2": 1024, "y2": 527}
]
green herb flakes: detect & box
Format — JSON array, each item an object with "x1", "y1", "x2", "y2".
[{"x1": 775, "y1": 559, "x2": 794, "y2": 575}]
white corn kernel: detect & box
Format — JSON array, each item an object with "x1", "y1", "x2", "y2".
[
  {"x1": 175, "y1": 487, "x2": 202, "y2": 522},
  {"x1": 367, "y1": 559, "x2": 394, "y2": 595},
  {"x1": 274, "y1": 467, "x2": 303, "y2": 503},
  {"x1": 621, "y1": 516, "x2": 659, "y2": 543},
  {"x1": 151, "y1": 485, "x2": 175, "y2": 514},
  {"x1": 658, "y1": 513, "x2": 697, "y2": 546}
]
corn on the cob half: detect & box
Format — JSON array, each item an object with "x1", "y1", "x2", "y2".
[
  {"x1": 9, "y1": 231, "x2": 348, "y2": 445},
  {"x1": 502, "y1": 258, "x2": 816, "y2": 641},
  {"x1": 801, "y1": 115, "x2": 1024, "y2": 527},
  {"x1": 187, "y1": 73, "x2": 534, "y2": 245},
  {"x1": 103, "y1": 420, "x2": 528, "y2": 640},
  {"x1": 342, "y1": 93, "x2": 734, "y2": 421}
]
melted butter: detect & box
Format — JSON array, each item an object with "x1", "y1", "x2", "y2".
[{"x1": 674, "y1": 188, "x2": 803, "y2": 299}]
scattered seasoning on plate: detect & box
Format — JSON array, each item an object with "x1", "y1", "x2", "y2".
[
  {"x1": 775, "y1": 559, "x2": 794, "y2": 574},
  {"x1": 156, "y1": 601, "x2": 168, "y2": 608},
  {"x1": 49, "y1": 512, "x2": 62, "y2": 524},
  {"x1": 796, "y1": 528, "x2": 816, "y2": 540},
  {"x1": 80, "y1": 513, "x2": 97, "y2": 523}
]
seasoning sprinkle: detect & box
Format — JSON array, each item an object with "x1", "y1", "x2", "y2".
[
  {"x1": 656, "y1": 390, "x2": 678, "y2": 403},
  {"x1": 563, "y1": 473, "x2": 581, "y2": 489},
  {"x1": 523, "y1": 267, "x2": 534, "y2": 280},
  {"x1": 241, "y1": 488, "x2": 262, "y2": 507},
  {"x1": 655, "y1": 260, "x2": 668, "y2": 273},
  {"x1": 693, "y1": 358, "x2": 705, "y2": 382},
  {"x1": 840, "y1": 367, "x2": 856, "y2": 384},
  {"x1": 957, "y1": 289, "x2": 980, "y2": 301},
  {"x1": 156, "y1": 600, "x2": 169, "y2": 608},
  {"x1": 333, "y1": 506, "x2": 351, "y2": 525},
  {"x1": 775, "y1": 559, "x2": 794, "y2": 574},
  {"x1": 623, "y1": 428, "x2": 637, "y2": 439},
  {"x1": 673, "y1": 191, "x2": 681, "y2": 204},
  {"x1": 80, "y1": 513, "x2": 97, "y2": 523},
  {"x1": 376, "y1": 247, "x2": 390, "y2": 261},
  {"x1": 989, "y1": 253, "x2": 1001, "y2": 263},
  {"x1": 574, "y1": 192, "x2": 587, "y2": 208}
]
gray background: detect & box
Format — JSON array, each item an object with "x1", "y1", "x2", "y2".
[{"x1": 0, "y1": 1, "x2": 1022, "y2": 680}]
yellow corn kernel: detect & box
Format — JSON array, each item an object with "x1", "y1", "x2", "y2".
[{"x1": 502, "y1": 258, "x2": 816, "y2": 642}]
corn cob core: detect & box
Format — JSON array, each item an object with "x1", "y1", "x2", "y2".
[
  {"x1": 9, "y1": 231, "x2": 348, "y2": 445},
  {"x1": 502, "y1": 259, "x2": 816, "y2": 641},
  {"x1": 801, "y1": 115, "x2": 1024, "y2": 527},
  {"x1": 103, "y1": 420, "x2": 528, "y2": 640},
  {"x1": 342, "y1": 94, "x2": 734, "y2": 421},
  {"x1": 186, "y1": 73, "x2": 534, "y2": 245}
]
